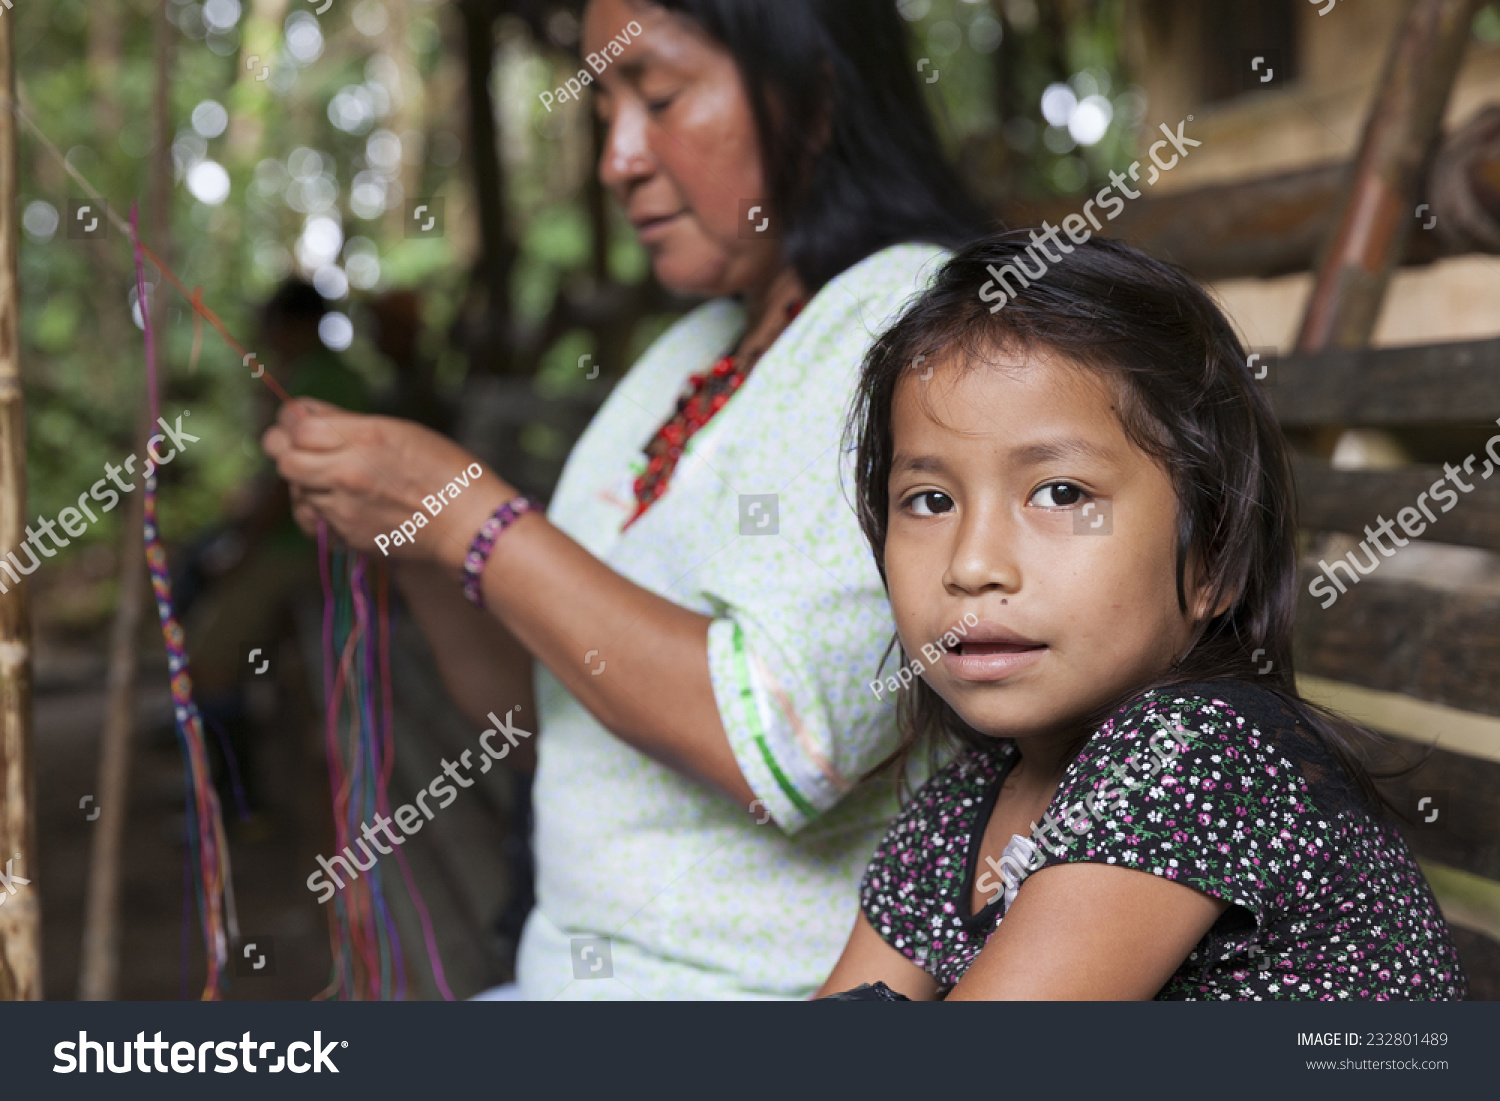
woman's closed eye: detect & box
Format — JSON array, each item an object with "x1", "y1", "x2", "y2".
[
  {"x1": 902, "y1": 489, "x2": 955, "y2": 517},
  {"x1": 1027, "y1": 481, "x2": 1091, "y2": 509}
]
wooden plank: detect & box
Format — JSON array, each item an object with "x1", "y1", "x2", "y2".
[
  {"x1": 1296, "y1": 574, "x2": 1500, "y2": 719},
  {"x1": 1272, "y1": 338, "x2": 1500, "y2": 426},
  {"x1": 995, "y1": 105, "x2": 1500, "y2": 283},
  {"x1": 1374, "y1": 743, "x2": 1500, "y2": 883},
  {"x1": 1292, "y1": 455, "x2": 1500, "y2": 553},
  {"x1": 1451, "y1": 927, "x2": 1500, "y2": 1000},
  {"x1": 1423, "y1": 861, "x2": 1500, "y2": 946},
  {"x1": 1300, "y1": 675, "x2": 1500, "y2": 767}
]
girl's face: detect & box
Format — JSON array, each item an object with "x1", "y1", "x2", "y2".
[
  {"x1": 585, "y1": 0, "x2": 781, "y2": 298},
  {"x1": 884, "y1": 348, "x2": 1204, "y2": 741}
]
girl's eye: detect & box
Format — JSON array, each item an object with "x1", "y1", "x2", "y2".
[
  {"x1": 905, "y1": 490, "x2": 955, "y2": 517},
  {"x1": 1028, "y1": 482, "x2": 1089, "y2": 509},
  {"x1": 645, "y1": 93, "x2": 678, "y2": 114}
]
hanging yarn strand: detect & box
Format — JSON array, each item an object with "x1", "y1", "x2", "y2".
[
  {"x1": 315, "y1": 525, "x2": 454, "y2": 1000},
  {"x1": 33, "y1": 104, "x2": 452, "y2": 999},
  {"x1": 129, "y1": 204, "x2": 237, "y2": 999}
]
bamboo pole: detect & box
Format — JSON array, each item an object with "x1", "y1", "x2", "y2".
[
  {"x1": 1295, "y1": 0, "x2": 1484, "y2": 351},
  {"x1": 0, "y1": 0, "x2": 40, "y2": 1002},
  {"x1": 76, "y1": 486, "x2": 145, "y2": 1001},
  {"x1": 78, "y1": 0, "x2": 175, "y2": 1001}
]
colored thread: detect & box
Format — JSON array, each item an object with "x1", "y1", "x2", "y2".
[
  {"x1": 45, "y1": 108, "x2": 453, "y2": 1001},
  {"x1": 315, "y1": 524, "x2": 452, "y2": 1000},
  {"x1": 131, "y1": 205, "x2": 236, "y2": 1000}
]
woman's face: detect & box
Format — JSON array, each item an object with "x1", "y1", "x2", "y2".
[
  {"x1": 584, "y1": 0, "x2": 781, "y2": 298},
  {"x1": 882, "y1": 348, "x2": 1203, "y2": 742}
]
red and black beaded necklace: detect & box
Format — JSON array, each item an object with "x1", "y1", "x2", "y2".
[{"x1": 624, "y1": 298, "x2": 804, "y2": 529}]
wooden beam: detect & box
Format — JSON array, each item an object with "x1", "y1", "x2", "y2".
[
  {"x1": 1296, "y1": 575, "x2": 1500, "y2": 720},
  {"x1": 1292, "y1": 455, "x2": 1500, "y2": 553},
  {"x1": 1299, "y1": 674, "x2": 1500, "y2": 767},
  {"x1": 1379, "y1": 743, "x2": 1500, "y2": 883},
  {"x1": 1271, "y1": 338, "x2": 1500, "y2": 426},
  {"x1": 0, "y1": 0, "x2": 40, "y2": 1001},
  {"x1": 1296, "y1": 0, "x2": 1484, "y2": 351},
  {"x1": 995, "y1": 107, "x2": 1500, "y2": 282}
]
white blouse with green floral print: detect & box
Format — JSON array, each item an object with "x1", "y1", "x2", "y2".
[{"x1": 515, "y1": 243, "x2": 948, "y2": 1000}]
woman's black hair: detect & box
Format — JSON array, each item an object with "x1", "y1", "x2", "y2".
[
  {"x1": 846, "y1": 231, "x2": 1410, "y2": 816},
  {"x1": 645, "y1": 0, "x2": 988, "y2": 292}
]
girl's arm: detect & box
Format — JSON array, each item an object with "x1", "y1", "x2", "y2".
[
  {"x1": 946, "y1": 862, "x2": 1228, "y2": 1000},
  {"x1": 815, "y1": 914, "x2": 940, "y2": 1001}
]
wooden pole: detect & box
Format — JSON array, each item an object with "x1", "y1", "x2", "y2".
[
  {"x1": 75, "y1": 488, "x2": 145, "y2": 1001},
  {"x1": 78, "y1": 0, "x2": 176, "y2": 1001},
  {"x1": 0, "y1": 0, "x2": 41, "y2": 1002},
  {"x1": 1295, "y1": 0, "x2": 1483, "y2": 351},
  {"x1": 459, "y1": 0, "x2": 513, "y2": 375}
]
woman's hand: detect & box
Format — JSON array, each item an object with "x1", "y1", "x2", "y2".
[
  {"x1": 261, "y1": 398, "x2": 510, "y2": 572},
  {"x1": 264, "y1": 399, "x2": 756, "y2": 807}
]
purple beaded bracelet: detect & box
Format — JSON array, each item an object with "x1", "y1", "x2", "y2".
[{"x1": 461, "y1": 495, "x2": 541, "y2": 608}]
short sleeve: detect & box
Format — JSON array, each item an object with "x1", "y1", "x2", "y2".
[
  {"x1": 704, "y1": 531, "x2": 899, "y2": 835},
  {"x1": 1035, "y1": 687, "x2": 1318, "y2": 925},
  {"x1": 690, "y1": 246, "x2": 945, "y2": 835}
]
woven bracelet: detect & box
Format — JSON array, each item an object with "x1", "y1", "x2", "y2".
[{"x1": 461, "y1": 495, "x2": 541, "y2": 609}]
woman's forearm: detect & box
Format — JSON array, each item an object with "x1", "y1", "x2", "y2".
[
  {"x1": 394, "y1": 559, "x2": 537, "y2": 769},
  {"x1": 470, "y1": 509, "x2": 755, "y2": 807},
  {"x1": 262, "y1": 404, "x2": 750, "y2": 804}
]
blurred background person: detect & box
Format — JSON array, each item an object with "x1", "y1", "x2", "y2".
[{"x1": 369, "y1": 289, "x2": 453, "y2": 433}]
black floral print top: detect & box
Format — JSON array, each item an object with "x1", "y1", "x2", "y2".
[{"x1": 860, "y1": 681, "x2": 1467, "y2": 1000}]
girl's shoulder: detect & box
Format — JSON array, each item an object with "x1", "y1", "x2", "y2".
[
  {"x1": 1077, "y1": 679, "x2": 1360, "y2": 812},
  {"x1": 1091, "y1": 679, "x2": 1297, "y2": 764}
]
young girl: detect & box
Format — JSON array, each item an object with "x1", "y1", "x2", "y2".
[{"x1": 818, "y1": 234, "x2": 1467, "y2": 1001}]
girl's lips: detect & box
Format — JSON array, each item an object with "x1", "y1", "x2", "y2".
[{"x1": 939, "y1": 641, "x2": 1048, "y2": 682}]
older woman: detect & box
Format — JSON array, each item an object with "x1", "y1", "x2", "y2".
[{"x1": 263, "y1": 0, "x2": 983, "y2": 999}]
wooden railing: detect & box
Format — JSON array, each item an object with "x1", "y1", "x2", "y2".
[{"x1": 1280, "y1": 339, "x2": 1500, "y2": 998}]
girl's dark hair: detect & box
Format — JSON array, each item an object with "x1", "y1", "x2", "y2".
[
  {"x1": 847, "y1": 231, "x2": 1406, "y2": 815},
  {"x1": 647, "y1": 0, "x2": 988, "y2": 292}
]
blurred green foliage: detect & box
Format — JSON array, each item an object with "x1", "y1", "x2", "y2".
[{"x1": 12, "y1": 0, "x2": 1136, "y2": 595}]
